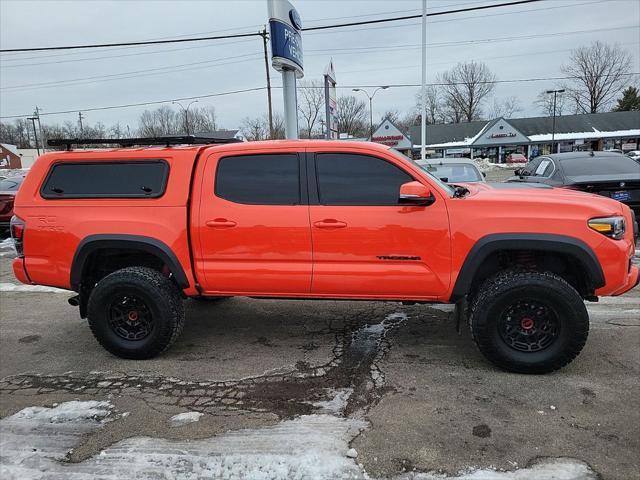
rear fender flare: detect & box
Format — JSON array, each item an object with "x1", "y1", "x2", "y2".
[{"x1": 70, "y1": 234, "x2": 189, "y2": 291}]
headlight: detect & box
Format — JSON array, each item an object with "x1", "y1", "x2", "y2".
[{"x1": 588, "y1": 216, "x2": 626, "y2": 240}]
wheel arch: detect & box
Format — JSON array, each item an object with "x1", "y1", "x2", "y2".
[
  {"x1": 70, "y1": 234, "x2": 190, "y2": 292},
  {"x1": 450, "y1": 233, "x2": 605, "y2": 302}
]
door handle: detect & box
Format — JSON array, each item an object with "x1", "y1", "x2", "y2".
[
  {"x1": 206, "y1": 218, "x2": 237, "y2": 228},
  {"x1": 314, "y1": 219, "x2": 347, "y2": 229}
]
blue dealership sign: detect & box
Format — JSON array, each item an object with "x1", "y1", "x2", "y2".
[
  {"x1": 268, "y1": 0, "x2": 303, "y2": 77},
  {"x1": 270, "y1": 20, "x2": 303, "y2": 71}
]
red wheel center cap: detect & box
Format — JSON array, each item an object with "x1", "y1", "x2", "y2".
[
  {"x1": 128, "y1": 310, "x2": 139, "y2": 322},
  {"x1": 521, "y1": 317, "x2": 534, "y2": 330}
]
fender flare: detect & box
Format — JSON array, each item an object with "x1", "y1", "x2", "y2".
[
  {"x1": 70, "y1": 234, "x2": 190, "y2": 291},
  {"x1": 450, "y1": 233, "x2": 605, "y2": 301}
]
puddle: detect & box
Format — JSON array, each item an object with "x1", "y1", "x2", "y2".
[{"x1": 0, "y1": 311, "x2": 408, "y2": 419}]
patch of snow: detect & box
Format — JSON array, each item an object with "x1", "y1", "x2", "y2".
[
  {"x1": 0, "y1": 237, "x2": 16, "y2": 258},
  {"x1": 169, "y1": 411, "x2": 204, "y2": 427},
  {"x1": 398, "y1": 458, "x2": 596, "y2": 479},
  {"x1": 311, "y1": 388, "x2": 353, "y2": 415},
  {"x1": 0, "y1": 282, "x2": 69, "y2": 293},
  {"x1": 1, "y1": 406, "x2": 368, "y2": 480},
  {"x1": 0, "y1": 399, "x2": 599, "y2": 480}
]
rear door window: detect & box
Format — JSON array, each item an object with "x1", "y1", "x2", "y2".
[
  {"x1": 315, "y1": 153, "x2": 413, "y2": 205},
  {"x1": 41, "y1": 161, "x2": 169, "y2": 198},
  {"x1": 215, "y1": 154, "x2": 300, "y2": 205}
]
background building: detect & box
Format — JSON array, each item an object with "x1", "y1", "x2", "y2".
[{"x1": 409, "y1": 111, "x2": 640, "y2": 162}]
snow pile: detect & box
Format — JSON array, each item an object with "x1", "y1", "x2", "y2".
[
  {"x1": 473, "y1": 158, "x2": 519, "y2": 172},
  {"x1": 0, "y1": 282, "x2": 69, "y2": 293},
  {"x1": 0, "y1": 237, "x2": 16, "y2": 258},
  {"x1": 169, "y1": 411, "x2": 204, "y2": 427}
]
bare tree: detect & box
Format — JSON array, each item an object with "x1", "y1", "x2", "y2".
[
  {"x1": 415, "y1": 85, "x2": 446, "y2": 124},
  {"x1": 487, "y1": 96, "x2": 521, "y2": 119},
  {"x1": 439, "y1": 61, "x2": 496, "y2": 122},
  {"x1": 297, "y1": 80, "x2": 325, "y2": 138},
  {"x1": 239, "y1": 113, "x2": 285, "y2": 141},
  {"x1": 534, "y1": 90, "x2": 566, "y2": 116},
  {"x1": 186, "y1": 105, "x2": 218, "y2": 134},
  {"x1": 336, "y1": 95, "x2": 368, "y2": 137},
  {"x1": 562, "y1": 41, "x2": 632, "y2": 113},
  {"x1": 138, "y1": 106, "x2": 179, "y2": 137}
]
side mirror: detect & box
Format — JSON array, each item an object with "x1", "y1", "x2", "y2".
[
  {"x1": 399, "y1": 181, "x2": 435, "y2": 206},
  {"x1": 439, "y1": 176, "x2": 449, "y2": 182},
  {"x1": 482, "y1": 172, "x2": 487, "y2": 178},
  {"x1": 514, "y1": 168, "x2": 523, "y2": 176}
]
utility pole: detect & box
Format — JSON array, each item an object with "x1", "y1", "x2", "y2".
[
  {"x1": 546, "y1": 89, "x2": 565, "y2": 154},
  {"x1": 260, "y1": 28, "x2": 274, "y2": 139},
  {"x1": 27, "y1": 116, "x2": 40, "y2": 155},
  {"x1": 78, "y1": 111, "x2": 84, "y2": 138},
  {"x1": 34, "y1": 106, "x2": 45, "y2": 152}
]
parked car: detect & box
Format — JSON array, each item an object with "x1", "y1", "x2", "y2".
[
  {"x1": 11, "y1": 137, "x2": 639, "y2": 373},
  {"x1": 627, "y1": 150, "x2": 640, "y2": 161},
  {"x1": 507, "y1": 151, "x2": 640, "y2": 215},
  {"x1": 415, "y1": 159, "x2": 485, "y2": 183},
  {"x1": 506, "y1": 153, "x2": 527, "y2": 163},
  {"x1": 0, "y1": 175, "x2": 24, "y2": 233}
]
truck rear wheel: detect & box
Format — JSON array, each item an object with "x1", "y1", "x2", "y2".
[
  {"x1": 469, "y1": 270, "x2": 589, "y2": 374},
  {"x1": 87, "y1": 267, "x2": 185, "y2": 359}
]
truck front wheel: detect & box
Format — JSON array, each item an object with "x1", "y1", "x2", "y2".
[
  {"x1": 469, "y1": 270, "x2": 589, "y2": 374},
  {"x1": 87, "y1": 267, "x2": 185, "y2": 359}
]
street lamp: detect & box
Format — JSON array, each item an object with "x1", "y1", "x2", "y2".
[
  {"x1": 172, "y1": 100, "x2": 199, "y2": 135},
  {"x1": 546, "y1": 89, "x2": 564, "y2": 154},
  {"x1": 352, "y1": 86, "x2": 389, "y2": 139}
]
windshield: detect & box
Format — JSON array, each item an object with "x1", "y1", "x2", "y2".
[
  {"x1": 419, "y1": 163, "x2": 482, "y2": 182},
  {"x1": 560, "y1": 155, "x2": 640, "y2": 176},
  {"x1": 387, "y1": 149, "x2": 455, "y2": 196},
  {"x1": 0, "y1": 176, "x2": 23, "y2": 191}
]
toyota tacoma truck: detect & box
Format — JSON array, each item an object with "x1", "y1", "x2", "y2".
[{"x1": 10, "y1": 136, "x2": 639, "y2": 373}]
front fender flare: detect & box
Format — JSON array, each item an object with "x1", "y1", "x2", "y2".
[{"x1": 450, "y1": 233, "x2": 605, "y2": 301}]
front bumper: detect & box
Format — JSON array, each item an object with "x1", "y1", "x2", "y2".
[{"x1": 610, "y1": 263, "x2": 639, "y2": 296}]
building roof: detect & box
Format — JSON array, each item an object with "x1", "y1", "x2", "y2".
[{"x1": 410, "y1": 111, "x2": 640, "y2": 147}]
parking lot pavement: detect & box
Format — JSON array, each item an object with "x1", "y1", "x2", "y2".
[{"x1": 0, "y1": 248, "x2": 639, "y2": 479}]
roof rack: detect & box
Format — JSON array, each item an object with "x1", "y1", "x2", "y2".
[{"x1": 47, "y1": 135, "x2": 242, "y2": 150}]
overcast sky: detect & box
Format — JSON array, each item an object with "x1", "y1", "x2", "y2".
[{"x1": 1, "y1": 0, "x2": 639, "y2": 132}]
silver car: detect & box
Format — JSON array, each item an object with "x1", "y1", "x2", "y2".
[{"x1": 415, "y1": 159, "x2": 486, "y2": 183}]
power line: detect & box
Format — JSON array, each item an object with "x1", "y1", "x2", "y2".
[
  {"x1": 0, "y1": 0, "x2": 543, "y2": 53},
  {"x1": 3, "y1": 73, "x2": 638, "y2": 120},
  {"x1": 4, "y1": 23, "x2": 635, "y2": 92}
]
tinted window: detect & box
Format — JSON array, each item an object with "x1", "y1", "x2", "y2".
[
  {"x1": 41, "y1": 161, "x2": 168, "y2": 198},
  {"x1": 215, "y1": 154, "x2": 300, "y2": 205},
  {"x1": 560, "y1": 155, "x2": 640, "y2": 176},
  {"x1": 316, "y1": 153, "x2": 412, "y2": 205},
  {"x1": 0, "y1": 176, "x2": 24, "y2": 191},
  {"x1": 421, "y1": 163, "x2": 482, "y2": 182}
]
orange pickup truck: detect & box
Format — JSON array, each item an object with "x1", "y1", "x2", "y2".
[{"x1": 10, "y1": 136, "x2": 639, "y2": 373}]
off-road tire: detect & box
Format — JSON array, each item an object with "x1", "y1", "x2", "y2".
[
  {"x1": 87, "y1": 267, "x2": 185, "y2": 359},
  {"x1": 469, "y1": 270, "x2": 589, "y2": 374}
]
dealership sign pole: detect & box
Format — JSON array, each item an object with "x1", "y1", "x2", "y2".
[
  {"x1": 420, "y1": 0, "x2": 427, "y2": 161},
  {"x1": 268, "y1": 0, "x2": 303, "y2": 139},
  {"x1": 324, "y1": 59, "x2": 337, "y2": 139}
]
